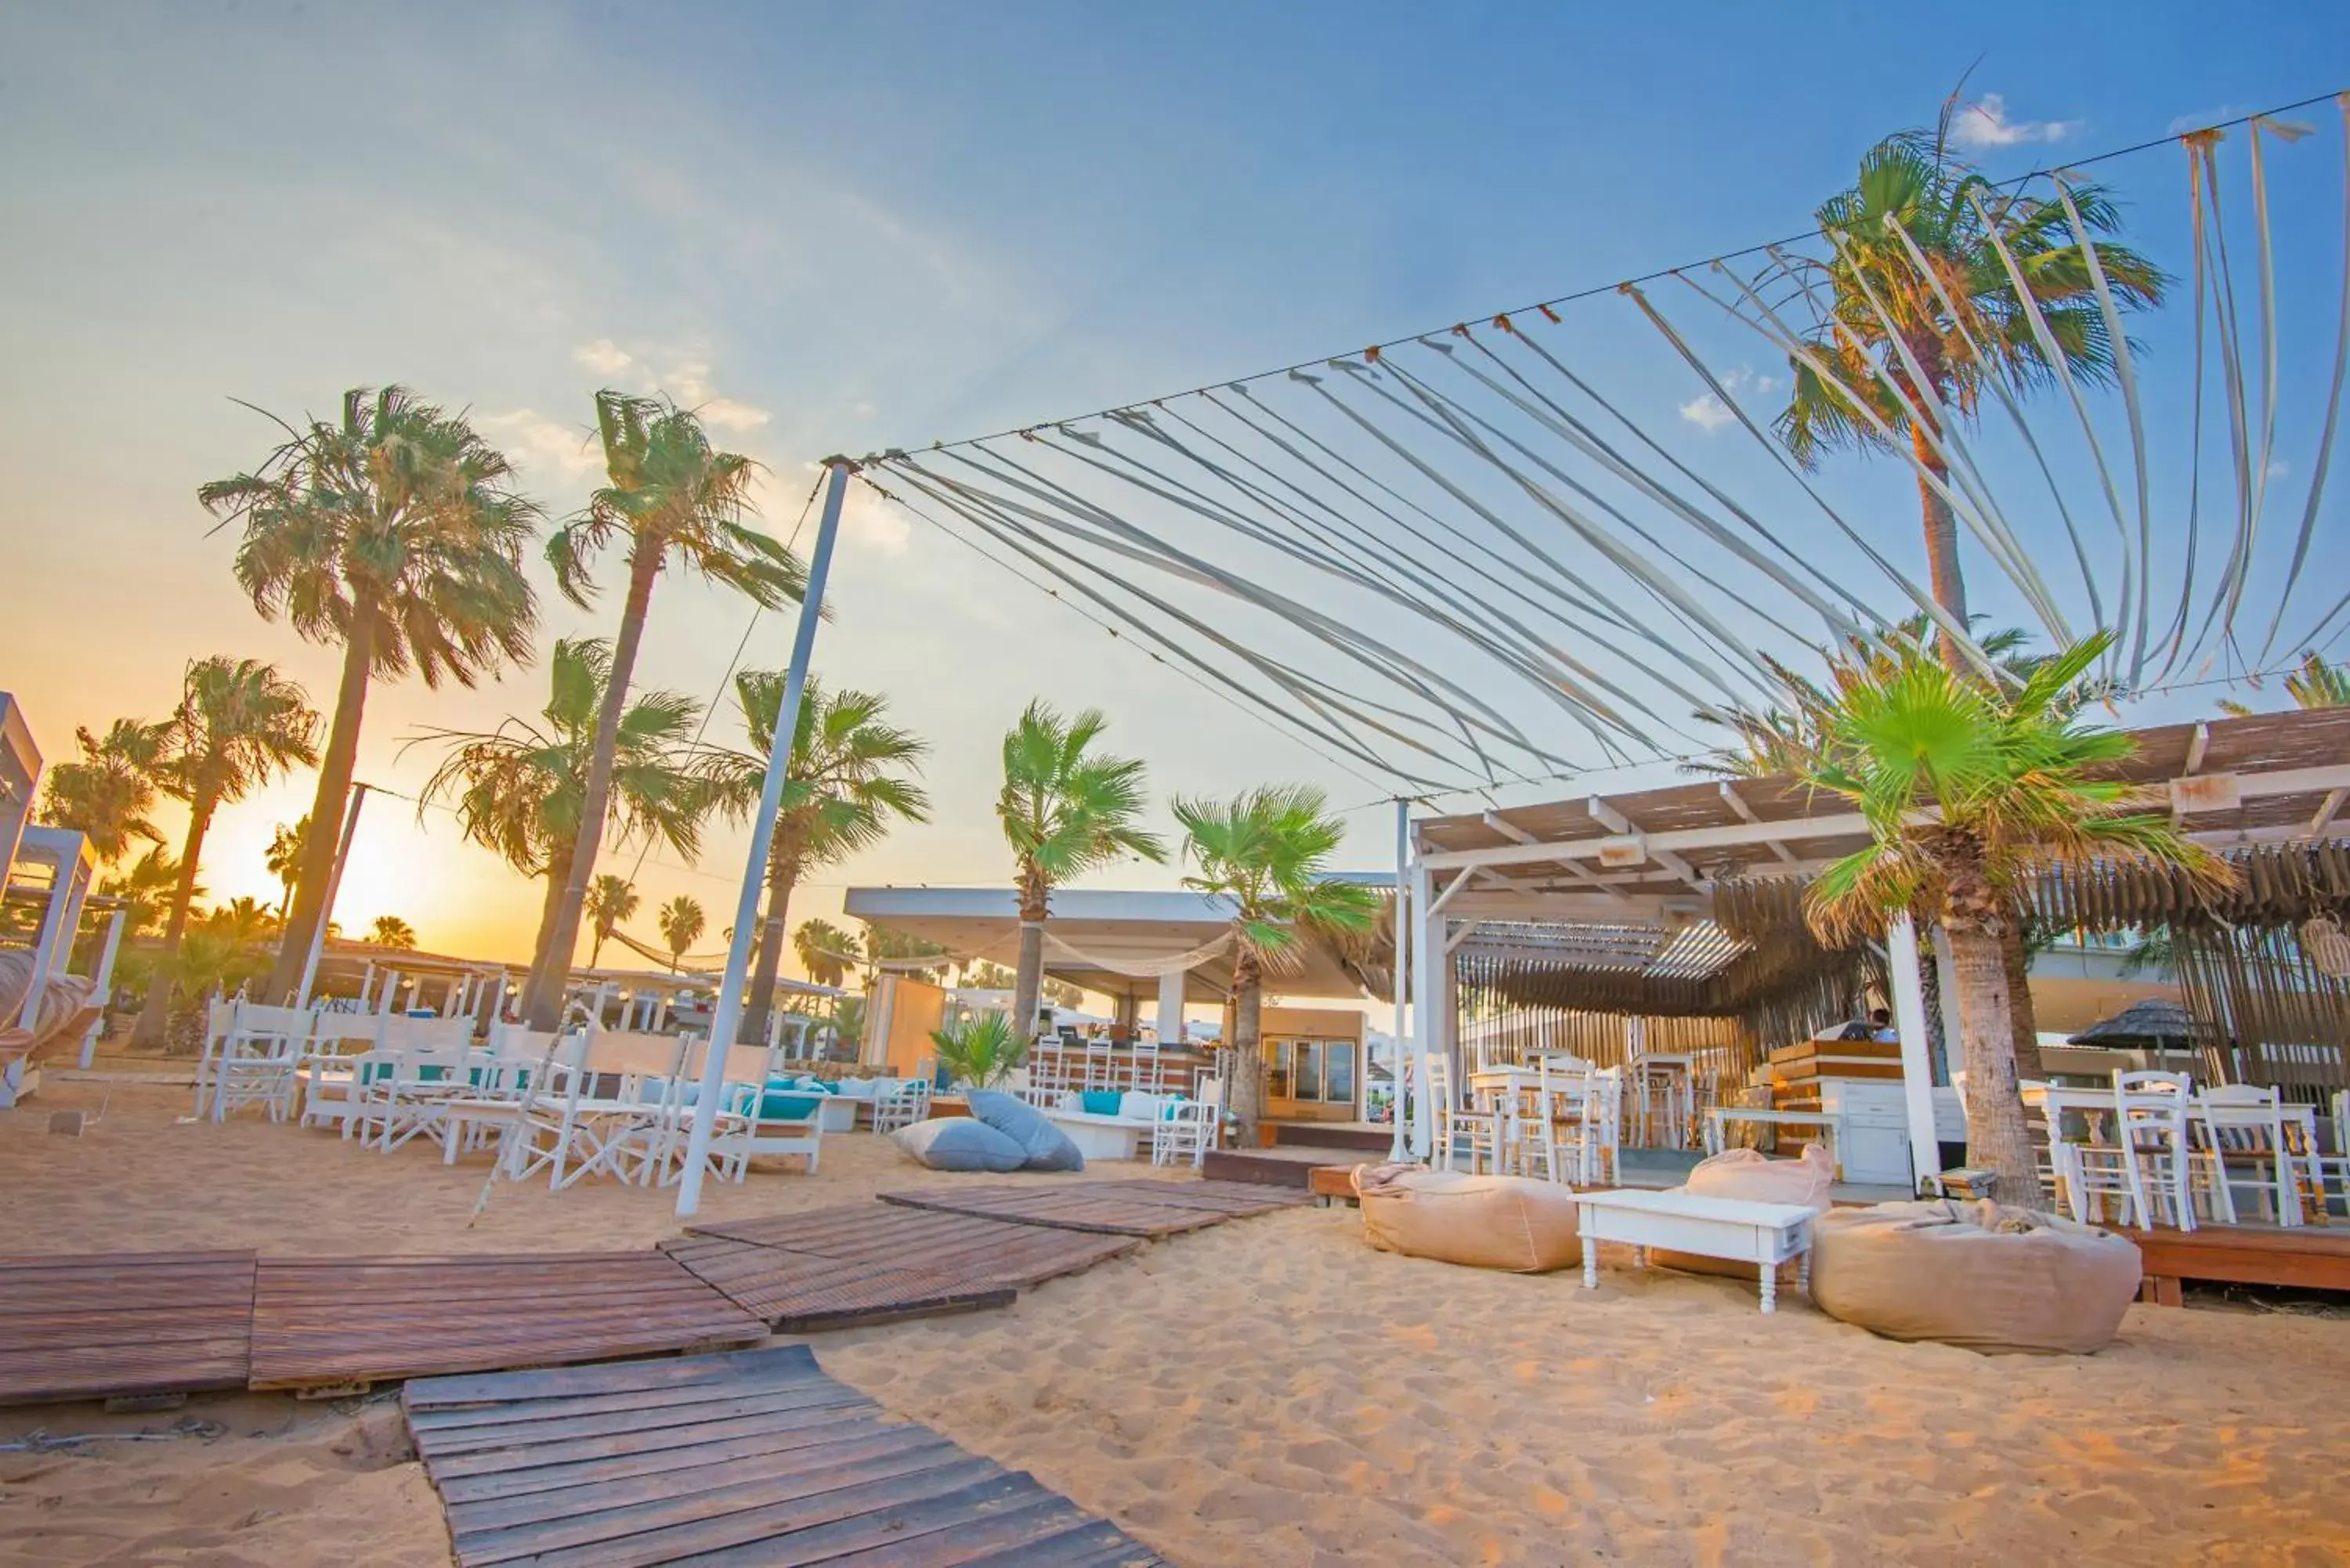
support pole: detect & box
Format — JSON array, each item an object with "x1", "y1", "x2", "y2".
[
  {"x1": 1409, "y1": 858, "x2": 1441, "y2": 1161},
  {"x1": 1387, "y1": 800, "x2": 1412, "y2": 1162},
  {"x1": 1886, "y1": 915, "x2": 1943, "y2": 1194},
  {"x1": 1155, "y1": 967, "x2": 1185, "y2": 1046},
  {"x1": 297, "y1": 783, "x2": 368, "y2": 1010},
  {"x1": 677, "y1": 459, "x2": 853, "y2": 1217},
  {"x1": 78, "y1": 906, "x2": 128, "y2": 1069}
]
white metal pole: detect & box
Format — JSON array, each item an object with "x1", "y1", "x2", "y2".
[
  {"x1": 1886, "y1": 914, "x2": 1943, "y2": 1194},
  {"x1": 78, "y1": 905, "x2": 128, "y2": 1069},
  {"x1": 1409, "y1": 860, "x2": 1440, "y2": 1160},
  {"x1": 677, "y1": 459, "x2": 853, "y2": 1216},
  {"x1": 297, "y1": 783, "x2": 368, "y2": 1009},
  {"x1": 1387, "y1": 800, "x2": 1412, "y2": 1162}
]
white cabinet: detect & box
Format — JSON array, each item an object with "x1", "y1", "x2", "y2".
[{"x1": 1816, "y1": 1080, "x2": 1969, "y2": 1185}]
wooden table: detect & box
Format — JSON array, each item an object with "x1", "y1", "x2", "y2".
[
  {"x1": 1706, "y1": 1106, "x2": 1842, "y2": 1172},
  {"x1": 1574, "y1": 1188, "x2": 1817, "y2": 1313}
]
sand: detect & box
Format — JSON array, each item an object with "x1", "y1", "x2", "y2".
[{"x1": 5, "y1": 1077, "x2": 2348, "y2": 1566}]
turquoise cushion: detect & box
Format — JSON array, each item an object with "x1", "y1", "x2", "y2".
[
  {"x1": 731, "y1": 1080, "x2": 822, "y2": 1121},
  {"x1": 792, "y1": 1076, "x2": 839, "y2": 1094},
  {"x1": 1080, "y1": 1089, "x2": 1123, "y2": 1117}
]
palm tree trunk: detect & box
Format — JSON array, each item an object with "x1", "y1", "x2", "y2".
[
  {"x1": 265, "y1": 604, "x2": 374, "y2": 1002},
  {"x1": 135, "y1": 789, "x2": 215, "y2": 1046},
  {"x1": 1010, "y1": 866, "x2": 1048, "y2": 1042},
  {"x1": 1911, "y1": 425, "x2": 1971, "y2": 670},
  {"x1": 523, "y1": 844, "x2": 574, "y2": 1010},
  {"x1": 523, "y1": 544, "x2": 660, "y2": 1028},
  {"x1": 2002, "y1": 924, "x2": 2046, "y2": 1082},
  {"x1": 1943, "y1": 916, "x2": 2046, "y2": 1207},
  {"x1": 1227, "y1": 944, "x2": 1264, "y2": 1147},
  {"x1": 743, "y1": 857, "x2": 800, "y2": 1047}
]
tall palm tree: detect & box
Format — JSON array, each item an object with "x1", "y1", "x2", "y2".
[
  {"x1": 103, "y1": 847, "x2": 193, "y2": 940},
  {"x1": 1799, "y1": 631, "x2": 2232, "y2": 1203},
  {"x1": 203, "y1": 386, "x2": 540, "y2": 1002},
  {"x1": 264, "y1": 816, "x2": 309, "y2": 921},
  {"x1": 37, "y1": 719, "x2": 173, "y2": 862},
  {"x1": 586, "y1": 874, "x2": 639, "y2": 967},
  {"x1": 522, "y1": 391, "x2": 808, "y2": 1028},
  {"x1": 712, "y1": 674, "x2": 930, "y2": 1042},
  {"x1": 1774, "y1": 105, "x2": 2164, "y2": 667},
  {"x1": 656, "y1": 894, "x2": 706, "y2": 973},
  {"x1": 1172, "y1": 785, "x2": 1379, "y2": 1142},
  {"x1": 369, "y1": 914, "x2": 418, "y2": 950},
  {"x1": 133, "y1": 658, "x2": 319, "y2": 1045},
  {"x1": 996, "y1": 701, "x2": 1165, "y2": 1035},
  {"x1": 2219, "y1": 652, "x2": 2350, "y2": 716},
  {"x1": 413, "y1": 637, "x2": 709, "y2": 985},
  {"x1": 794, "y1": 918, "x2": 855, "y2": 989}
]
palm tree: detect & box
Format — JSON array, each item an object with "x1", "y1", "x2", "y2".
[
  {"x1": 211, "y1": 895, "x2": 280, "y2": 944},
  {"x1": 585, "y1": 875, "x2": 639, "y2": 967},
  {"x1": 522, "y1": 392, "x2": 808, "y2": 1028},
  {"x1": 1799, "y1": 631, "x2": 2232, "y2": 1203},
  {"x1": 37, "y1": 719, "x2": 173, "y2": 862},
  {"x1": 656, "y1": 894, "x2": 706, "y2": 973},
  {"x1": 102, "y1": 847, "x2": 193, "y2": 940},
  {"x1": 712, "y1": 674, "x2": 930, "y2": 1042},
  {"x1": 264, "y1": 816, "x2": 309, "y2": 921},
  {"x1": 133, "y1": 658, "x2": 319, "y2": 1045},
  {"x1": 1774, "y1": 105, "x2": 2164, "y2": 667},
  {"x1": 996, "y1": 701, "x2": 1166, "y2": 1035},
  {"x1": 928, "y1": 1012, "x2": 1027, "y2": 1090},
  {"x1": 414, "y1": 637, "x2": 709, "y2": 986},
  {"x1": 368, "y1": 914, "x2": 418, "y2": 950},
  {"x1": 2219, "y1": 652, "x2": 2350, "y2": 716},
  {"x1": 794, "y1": 918, "x2": 856, "y2": 988},
  {"x1": 862, "y1": 924, "x2": 951, "y2": 986},
  {"x1": 1171, "y1": 785, "x2": 1379, "y2": 1142},
  {"x1": 203, "y1": 386, "x2": 540, "y2": 1003}
]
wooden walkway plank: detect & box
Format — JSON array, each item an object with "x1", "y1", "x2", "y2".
[
  {"x1": 0, "y1": 1250, "x2": 256, "y2": 1407},
  {"x1": 683, "y1": 1205, "x2": 1140, "y2": 1291},
  {"x1": 876, "y1": 1184, "x2": 1234, "y2": 1237},
  {"x1": 401, "y1": 1346, "x2": 1168, "y2": 1568},
  {"x1": 662, "y1": 1237, "x2": 1015, "y2": 1331},
  {"x1": 249, "y1": 1252, "x2": 764, "y2": 1392}
]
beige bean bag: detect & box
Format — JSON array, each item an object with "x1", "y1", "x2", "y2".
[
  {"x1": 1353, "y1": 1163, "x2": 1581, "y2": 1274},
  {"x1": 1810, "y1": 1199, "x2": 2143, "y2": 1355},
  {"x1": 1654, "y1": 1143, "x2": 1835, "y2": 1282}
]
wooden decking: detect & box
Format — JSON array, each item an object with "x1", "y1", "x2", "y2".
[
  {"x1": 661, "y1": 1237, "x2": 1016, "y2": 1331},
  {"x1": 402, "y1": 1343, "x2": 1170, "y2": 1566},
  {"x1": 248, "y1": 1253, "x2": 768, "y2": 1392},
  {"x1": 2128, "y1": 1223, "x2": 2350, "y2": 1305},
  {"x1": 0, "y1": 1251, "x2": 257, "y2": 1407},
  {"x1": 686, "y1": 1202, "x2": 1141, "y2": 1290},
  {"x1": 880, "y1": 1179, "x2": 1306, "y2": 1237}
]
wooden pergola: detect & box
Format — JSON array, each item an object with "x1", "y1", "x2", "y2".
[{"x1": 1397, "y1": 710, "x2": 2350, "y2": 1178}]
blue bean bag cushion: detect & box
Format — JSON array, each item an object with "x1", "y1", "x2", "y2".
[
  {"x1": 891, "y1": 1116, "x2": 1028, "y2": 1173},
  {"x1": 964, "y1": 1089, "x2": 1086, "y2": 1172}
]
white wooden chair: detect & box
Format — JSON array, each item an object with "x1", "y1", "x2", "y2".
[
  {"x1": 1152, "y1": 1078, "x2": 1222, "y2": 1168},
  {"x1": 359, "y1": 1014, "x2": 476, "y2": 1151},
  {"x1": 663, "y1": 1039, "x2": 822, "y2": 1184},
  {"x1": 1426, "y1": 1054, "x2": 1502, "y2": 1174},
  {"x1": 208, "y1": 1000, "x2": 316, "y2": 1122},
  {"x1": 2196, "y1": 1082, "x2": 2303, "y2": 1226},
  {"x1": 295, "y1": 1010, "x2": 389, "y2": 1135},
  {"x1": 503, "y1": 1029, "x2": 683, "y2": 1190},
  {"x1": 2311, "y1": 1090, "x2": 2350, "y2": 1219},
  {"x1": 436, "y1": 1024, "x2": 569, "y2": 1165},
  {"x1": 1513, "y1": 1060, "x2": 1597, "y2": 1187},
  {"x1": 2064, "y1": 1071, "x2": 2218, "y2": 1231},
  {"x1": 1583, "y1": 1065, "x2": 1625, "y2": 1183},
  {"x1": 1127, "y1": 1037, "x2": 1161, "y2": 1093}
]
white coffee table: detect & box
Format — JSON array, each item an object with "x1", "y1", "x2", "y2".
[{"x1": 1574, "y1": 1189, "x2": 1818, "y2": 1313}]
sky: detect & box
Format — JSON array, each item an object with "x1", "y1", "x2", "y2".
[{"x1": 1, "y1": 2, "x2": 2344, "y2": 982}]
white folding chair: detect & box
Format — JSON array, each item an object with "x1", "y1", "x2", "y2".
[
  {"x1": 360, "y1": 1014, "x2": 476, "y2": 1151},
  {"x1": 191, "y1": 996, "x2": 239, "y2": 1118},
  {"x1": 209, "y1": 999, "x2": 316, "y2": 1122},
  {"x1": 436, "y1": 1024, "x2": 568, "y2": 1165},
  {"x1": 870, "y1": 1077, "x2": 932, "y2": 1135},
  {"x1": 1152, "y1": 1078, "x2": 1223, "y2": 1168}
]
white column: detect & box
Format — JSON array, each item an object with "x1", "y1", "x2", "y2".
[
  {"x1": 1886, "y1": 914, "x2": 1942, "y2": 1193},
  {"x1": 1409, "y1": 860, "x2": 1444, "y2": 1160},
  {"x1": 1929, "y1": 925, "x2": 1965, "y2": 1082},
  {"x1": 1155, "y1": 967, "x2": 1186, "y2": 1046},
  {"x1": 78, "y1": 906, "x2": 128, "y2": 1069},
  {"x1": 1387, "y1": 801, "x2": 1412, "y2": 1161}
]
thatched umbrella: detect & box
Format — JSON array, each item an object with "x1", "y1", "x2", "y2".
[{"x1": 2067, "y1": 999, "x2": 2205, "y2": 1070}]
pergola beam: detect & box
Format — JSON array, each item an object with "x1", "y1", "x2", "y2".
[{"x1": 1719, "y1": 782, "x2": 1799, "y2": 865}]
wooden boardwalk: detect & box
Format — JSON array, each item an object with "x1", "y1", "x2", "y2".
[
  {"x1": 687, "y1": 1202, "x2": 1141, "y2": 1289},
  {"x1": 402, "y1": 1343, "x2": 1170, "y2": 1566},
  {"x1": 661, "y1": 1237, "x2": 1015, "y2": 1331},
  {"x1": 0, "y1": 1251, "x2": 257, "y2": 1407},
  {"x1": 248, "y1": 1253, "x2": 767, "y2": 1393},
  {"x1": 879, "y1": 1180, "x2": 1299, "y2": 1237},
  {"x1": 2128, "y1": 1223, "x2": 2350, "y2": 1304}
]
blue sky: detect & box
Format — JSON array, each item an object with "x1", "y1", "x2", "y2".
[{"x1": 1, "y1": 2, "x2": 2343, "y2": 966}]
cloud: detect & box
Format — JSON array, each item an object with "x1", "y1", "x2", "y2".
[
  {"x1": 2167, "y1": 106, "x2": 2244, "y2": 136},
  {"x1": 1951, "y1": 94, "x2": 2081, "y2": 150},
  {"x1": 663, "y1": 359, "x2": 770, "y2": 431},
  {"x1": 571, "y1": 338, "x2": 633, "y2": 375},
  {"x1": 476, "y1": 407, "x2": 599, "y2": 479},
  {"x1": 2266, "y1": 457, "x2": 2290, "y2": 480},
  {"x1": 1678, "y1": 366, "x2": 1779, "y2": 434}
]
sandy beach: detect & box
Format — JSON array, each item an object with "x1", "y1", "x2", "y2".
[{"x1": 4, "y1": 1077, "x2": 2347, "y2": 1567}]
